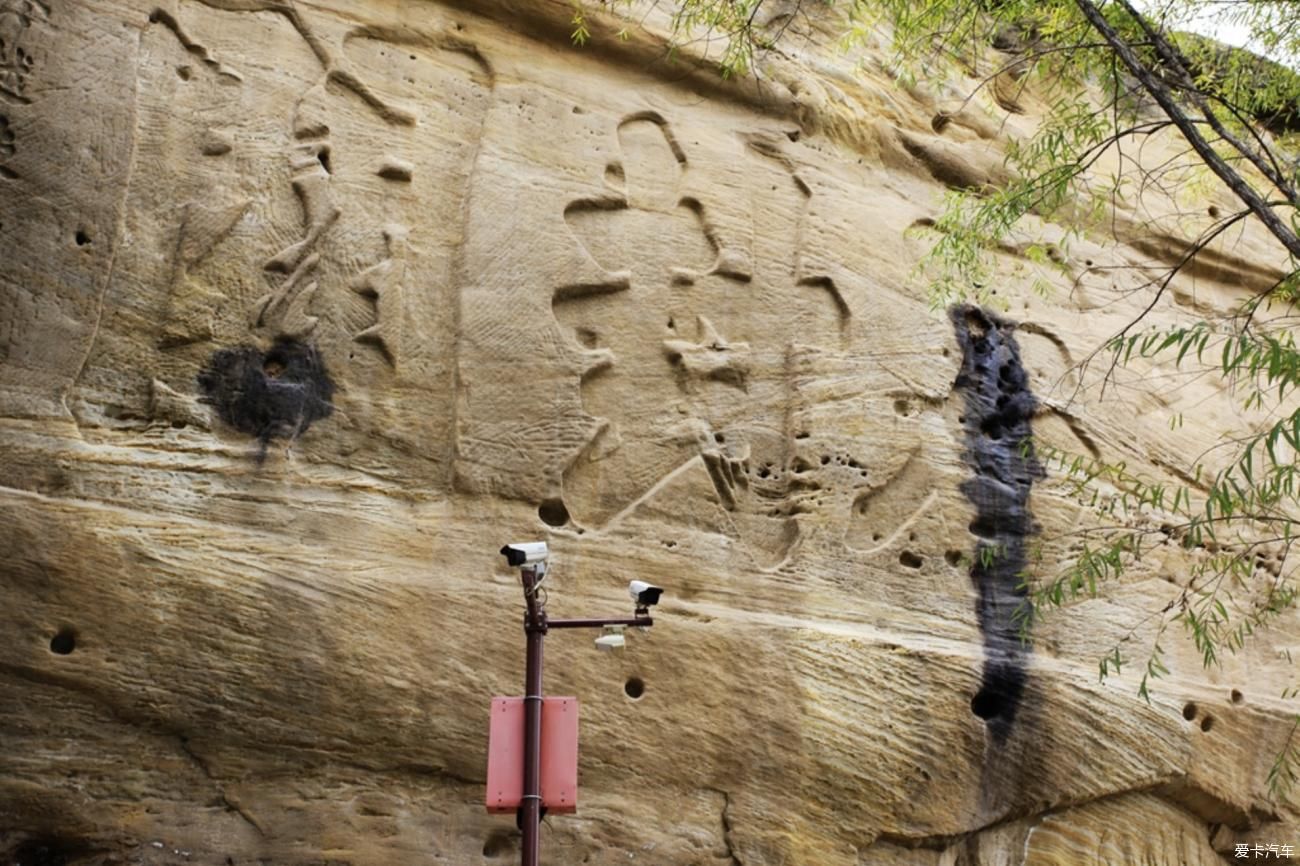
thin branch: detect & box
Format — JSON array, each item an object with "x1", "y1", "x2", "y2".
[
  {"x1": 1110, "y1": 0, "x2": 1300, "y2": 207},
  {"x1": 1074, "y1": 0, "x2": 1300, "y2": 259}
]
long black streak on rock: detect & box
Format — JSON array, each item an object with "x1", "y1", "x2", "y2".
[{"x1": 951, "y1": 305, "x2": 1044, "y2": 743}]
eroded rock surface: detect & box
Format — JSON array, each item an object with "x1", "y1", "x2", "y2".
[{"x1": 0, "y1": 1, "x2": 1297, "y2": 863}]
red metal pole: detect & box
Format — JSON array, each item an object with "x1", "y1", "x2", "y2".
[{"x1": 521, "y1": 568, "x2": 544, "y2": 866}]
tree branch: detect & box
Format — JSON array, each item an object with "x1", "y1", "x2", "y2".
[
  {"x1": 1073, "y1": 0, "x2": 1300, "y2": 260},
  {"x1": 1109, "y1": 0, "x2": 1299, "y2": 206}
]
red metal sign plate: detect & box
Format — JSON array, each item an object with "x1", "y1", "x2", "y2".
[{"x1": 485, "y1": 696, "x2": 579, "y2": 814}]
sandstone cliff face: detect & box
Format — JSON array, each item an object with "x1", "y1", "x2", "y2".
[{"x1": 0, "y1": 0, "x2": 1297, "y2": 863}]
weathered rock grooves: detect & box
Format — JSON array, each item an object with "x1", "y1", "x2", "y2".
[{"x1": 0, "y1": 0, "x2": 1295, "y2": 863}]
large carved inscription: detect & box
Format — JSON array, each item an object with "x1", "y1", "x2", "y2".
[
  {"x1": 553, "y1": 114, "x2": 859, "y2": 562},
  {"x1": 518, "y1": 108, "x2": 970, "y2": 570},
  {"x1": 109, "y1": 0, "x2": 493, "y2": 478}
]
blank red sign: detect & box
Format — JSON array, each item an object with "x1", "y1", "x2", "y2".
[{"x1": 485, "y1": 697, "x2": 579, "y2": 814}]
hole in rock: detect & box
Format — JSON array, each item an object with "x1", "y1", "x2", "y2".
[
  {"x1": 899, "y1": 551, "x2": 923, "y2": 569},
  {"x1": 1231, "y1": 689, "x2": 1243, "y2": 704},
  {"x1": 177, "y1": 65, "x2": 192, "y2": 80},
  {"x1": 1182, "y1": 702, "x2": 1197, "y2": 721},
  {"x1": 49, "y1": 628, "x2": 76, "y2": 655},
  {"x1": 1200, "y1": 714, "x2": 1215, "y2": 732},
  {"x1": 944, "y1": 550, "x2": 964, "y2": 567},
  {"x1": 970, "y1": 687, "x2": 1008, "y2": 720},
  {"x1": 317, "y1": 148, "x2": 331, "y2": 174},
  {"x1": 538, "y1": 498, "x2": 569, "y2": 527},
  {"x1": 894, "y1": 399, "x2": 911, "y2": 417},
  {"x1": 74, "y1": 230, "x2": 90, "y2": 246},
  {"x1": 624, "y1": 677, "x2": 645, "y2": 700},
  {"x1": 964, "y1": 310, "x2": 989, "y2": 340}
]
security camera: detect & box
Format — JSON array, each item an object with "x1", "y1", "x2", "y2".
[
  {"x1": 628, "y1": 580, "x2": 663, "y2": 607},
  {"x1": 595, "y1": 627, "x2": 625, "y2": 652},
  {"x1": 501, "y1": 542, "x2": 549, "y2": 567}
]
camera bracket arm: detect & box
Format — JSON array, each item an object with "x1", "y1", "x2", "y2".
[{"x1": 547, "y1": 616, "x2": 654, "y2": 629}]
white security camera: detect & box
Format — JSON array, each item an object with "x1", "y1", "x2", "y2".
[
  {"x1": 501, "y1": 542, "x2": 549, "y2": 567},
  {"x1": 595, "y1": 627, "x2": 625, "y2": 652},
  {"x1": 628, "y1": 580, "x2": 664, "y2": 607}
]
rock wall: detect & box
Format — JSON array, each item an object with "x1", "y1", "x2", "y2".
[{"x1": 0, "y1": 0, "x2": 1297, "y2": 863}]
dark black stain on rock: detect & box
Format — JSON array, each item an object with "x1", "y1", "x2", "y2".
[
  {"x1": 7, "y1": 836, "x2": 89, "y2": 866},
  {"x1": 950, "y1": 305, "x2": 1044, "y2": 742},
  {"x1": 198, "y1": 339, "x2": 334, "y2": 450}
]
